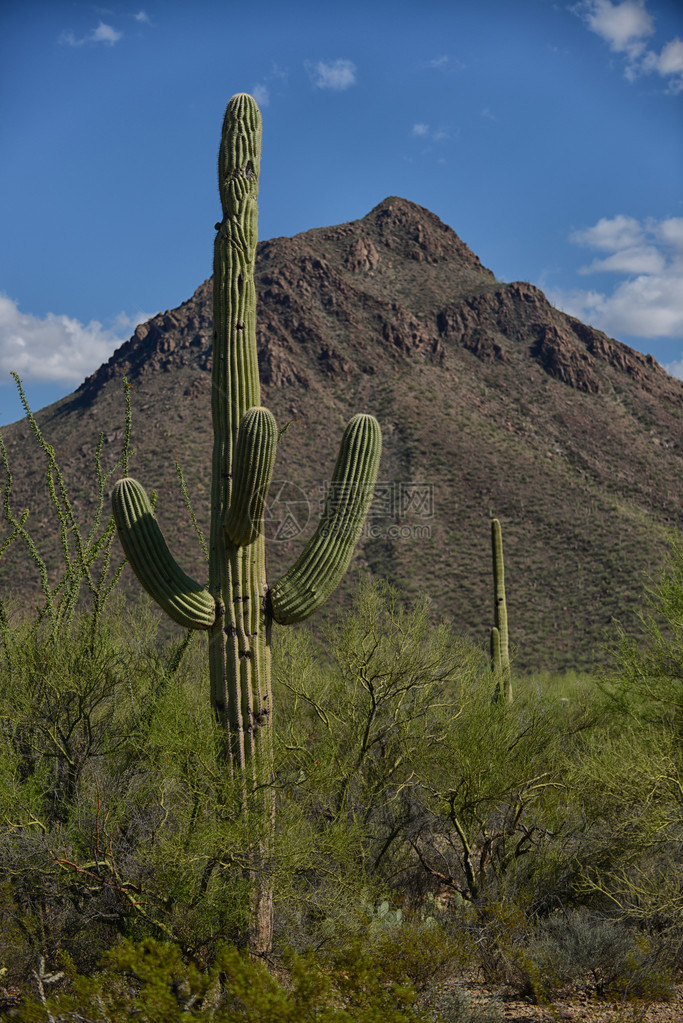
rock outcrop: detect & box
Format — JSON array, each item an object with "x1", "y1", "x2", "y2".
[{"x1": 2, "y1": 197, "x2": 681, "y2": 671}]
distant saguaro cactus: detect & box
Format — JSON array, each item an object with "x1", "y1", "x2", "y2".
[
  {"x1": 491, "y1": 517, "x2": 512, "y2": 702},
  {"x1": 111, "y1": 94, "x2": 381, "y2": 949}
]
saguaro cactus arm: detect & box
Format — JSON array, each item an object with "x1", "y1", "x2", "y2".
[
  {"x1": 224, "y1": 406, "x2": 278, "y2": 547},
  {"x1": 111, "y1": 477, "x2": 215, "y2": 630},
  {"x1": 269, "y1": 413, "x2": 381, "y2": 624}
]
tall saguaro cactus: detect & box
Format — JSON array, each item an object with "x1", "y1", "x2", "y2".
[
  {"x1": 111, "y1": 94, "x2": 381, "y2": 948},
  {"x1": 491, "y1": 517, "x2": 512, "y2": 702}
]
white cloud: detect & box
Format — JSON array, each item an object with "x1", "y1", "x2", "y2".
[
  {"x1": 578, "y1": 245, "x2": 666, "y2": 275},
  {"x1": 663, "y1": 355, "x2": 683, "y2": 380},
  {"x1": 307, "y1": 59, "x2": 356, "y2": 90},
  {"x1": 573, "y1": 1, "x2": 683, "y2": 91},
  {"x1": 642, "y1": 36, "x2": 683, "y2": 91},
  {"x1": 549, "y1": 214, "x2": 683, "y2": 341},
  {"x1": 555, "y1": 274, "x2": 683, "y2": 337},
  {"x1": 656, "y1": 217, "x2": 683, "y2": 248},
  {"x1": 411, "y1": 123, "x2": 451, "y2": 143},
  {"x1": 59, "y1": 21, "x2": 123, "y2": 46},
  {"x1": 655, "y1": 36, "x2": 683, "y2": 75},
  {"x1": 134, "y1": 10, "x2": 150, "y2": 23},
  {"x1": 248, "y1": 66, "x2": 288, "y2": 107},
  {"x1": 252, "y1": 83, "x2": 270, "y2": 107},
  {"x1": 576, "y1": 0, "x2": 654, "y2": 55},
  {"x1": 0, "y1": 296, "x2": 148, "y2": 383},
  {"x1": 422, "y1": 54, "x2": 466, "y2": 71},
  {"x1": 570, "y1": 214, "x2": 644, "y2": 251},
  {"x1": 91, "y1": 23, "x2": 122, "y2": 44}
]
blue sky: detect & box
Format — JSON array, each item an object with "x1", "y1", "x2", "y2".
[{"x1": 1, "y1": 0, "x2": 682, "y2": 425}]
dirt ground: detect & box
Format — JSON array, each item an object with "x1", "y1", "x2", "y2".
[{"x1": 462, "y1": 977, "x2": 683, "y2": 1022}]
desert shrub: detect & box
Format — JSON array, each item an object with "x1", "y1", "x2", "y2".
[
  {"x1": 2, "y1": 374, "x2": 681, "y2": 1011},
  {"x1": 0, "y1": 598, "x2": 264, "y2": 985},
  {"x1": 0, "y1": 385, "x2": 266, "y2": 984},
  {"x1": 0, "y1": 374, "x2": 132, "y2": 638},
  {"x1": 503, "y1": 907, "x2": 675, "y2": 1004},
  {"x1": 9, "y1": 930, "x2": 485, "y2": 1022},
  {"x1": 404, "y1": 678, "x2": 568, "y2": 908},
  {"x1": 271, "y1": 581, "x2": 502, "y2": 923},
  {"x1": 423, "y1": 986, "x2": 503, "y2": 1023},
  {"x1": 459, "y1": 900, "x2": 675, "y2": 1005},
  {"x1": 601, "y1": 531, "x2": 682, "y2": 731},
  {"x1": 272, "y1": 581, "x2": 610, "y2": 923},
  {"x1": 3, "y1": 566, "x2": 682, "y2": 1007},
  {"x1": 560, "y1": 535, "x2": 683, "y2": 939}
]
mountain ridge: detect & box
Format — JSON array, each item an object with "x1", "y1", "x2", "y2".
[{"x1": 1, "y1": 196, "x2": 681, "y2": 670}]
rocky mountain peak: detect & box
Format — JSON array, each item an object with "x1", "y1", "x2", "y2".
[
  {"x1": 4, "y1": 197, "x2": 681, "y2": 672},
  {"x1": 361, "y1": 196, "x2": 491, "y2": 270},
  {"x1": 74, "y1": 197, "x2": 681, "y2": 411}
]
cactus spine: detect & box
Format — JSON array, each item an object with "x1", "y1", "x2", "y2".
[
  {"x1": 491, "y1": 517, "x2": 512, "y2": 702},
  {"x1": 111, "y1": 94, "x2": 381, "y2": 947}
]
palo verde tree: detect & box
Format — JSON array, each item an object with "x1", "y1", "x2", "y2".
[{"x1": 111, "y1": 94, "x2": 381, "y2": 950}]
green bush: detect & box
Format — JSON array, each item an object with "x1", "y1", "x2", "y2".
[
  {"x1": 0, "y1": 597, "x2": 263, "y2": 981},
  {"x1": 273, "y1": 580, "x2": 577, "y2": 916},
  {"x1": 561, "y1": 535, "x2": 683, "y2": 934},
  {"x1": 2, "y1": 377, "x2": 682, "y2": 1012},
  {"x1": 492, "y1": 906, "x2": 676, "y2": 1004},
  {"x1": 9, "y1": 930, "x2": 482, "y2": 1022},
  {"x1": 527, "y1": 908, "x2": 675, "y2": 1002},
  {"x1": 270, "y1": 580, "x2": 488, "y2": 929},
  {"x1": 602, "y1": 531, "x2": 683, "y2": 731}
]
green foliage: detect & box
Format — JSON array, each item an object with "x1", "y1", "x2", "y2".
[
  {"x1": 406, "y1": 683, "x2": 566, "y2": 906},
  {"x1": 1, "y1": 378, "x2": 682, "y2": 1014},
  {"x1": 271, "y1": 580, "x2": 486, "y2": 918},
  {"x1": 466, "y1": 900, "x2": 676, "y2": 1006},
  {"x1": 269, "y1": 581, "x2": 600, "y2": 947},
  {"x1": 556, "y1": 535, "x2": 683, "y2": 930},
  {"x1": 522, "y1": 909, "x2": 676, "y2": 1002},
  {"x1": 10, "y1": 930, "x2": 473, "y2": 1022},
  {"x1": 601, "y1": 530, "x2": 683, "y2": 729},
  {"x1": 0, "y1": 373, "x2": 132, "y2": 636},
  {"x1": 0, "y1": 597, "x2": 267, "y2": 978}
]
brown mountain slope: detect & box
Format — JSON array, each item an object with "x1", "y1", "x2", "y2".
[{"x1": 1, "y1": 197, "x2": 681, "y2": 671}]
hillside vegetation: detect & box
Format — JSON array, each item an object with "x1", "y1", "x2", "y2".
[{"x1": 0, "y1": 401, "x2": 681, "y2": 1020}]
